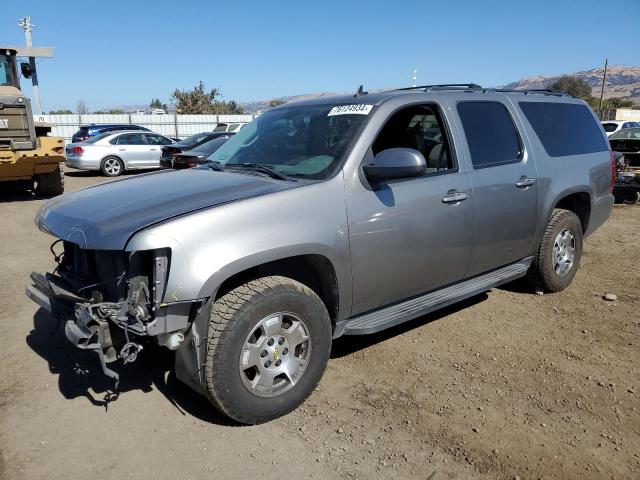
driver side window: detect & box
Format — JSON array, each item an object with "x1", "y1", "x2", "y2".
[{"x1": 372, "y1": 105, "x2": 455, "y2": 173}]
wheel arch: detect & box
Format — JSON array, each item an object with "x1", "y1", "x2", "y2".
[
  {"x1": 552, "y1": 190, "x2": 591, "y2": 234},
  {"x1": 208, "y1": 253, "x2": 341, "y2": 324}
]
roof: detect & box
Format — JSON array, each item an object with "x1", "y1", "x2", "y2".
[{"x1": 284, "y1": 85, "x2": 576, "y2": 108}]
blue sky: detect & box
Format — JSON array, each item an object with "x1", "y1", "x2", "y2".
[{"x1": 3, "y1": 0, "x2": 639, "y2": 112}]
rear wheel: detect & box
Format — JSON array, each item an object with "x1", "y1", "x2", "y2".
[
  {"x1": 528, "y1": 208, "x2": 583, "y2": 292},
  {"x1": 204, "y1": 276, "x2": 331, "y2": 424},
  {"x1": 100, "y1": 156, "x2": 124, "y2": 177},
  {"x1": 34, "y1": 164, "x2": 64, "y2": 196}
]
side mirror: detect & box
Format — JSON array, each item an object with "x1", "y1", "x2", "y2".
[
  {"x1": 363, "y1": 148, "x2": 427, "y2": 183},
  {"x1": 20, "y1": 62, "x2": 32, "y2": 79}
]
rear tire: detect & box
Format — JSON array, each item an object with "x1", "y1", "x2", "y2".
[
  {"x1": 34, "y1": 164, "x2": 64, "y2": 197},
  {"x1": 204, "y1": 276, "x2": 331, "y2": 424},
  {"x1": 528, "y1": 208, "x2": 583, "y2": 292},
  {"x1": 100, "y1": 156, "x2": 124, "y2": 177}
]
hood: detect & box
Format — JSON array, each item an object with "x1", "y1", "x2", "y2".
[{"x1": 37, "y1": 168, "x2": 297, "y2": 250}]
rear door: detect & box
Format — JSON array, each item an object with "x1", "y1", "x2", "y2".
[
  {"x1": 114, "y1": 133, "x2": 150, "y2": 168},
  {"x1": 144, "y1": 134, "x2": 173, "y2": 167},
  {"x1": 447, "y1": 98, "x2": 539, "y2": 276}
]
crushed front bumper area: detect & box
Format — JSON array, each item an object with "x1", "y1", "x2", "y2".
[{"x1": 26, "y1": 271, "x2": 123, "y2": 387}]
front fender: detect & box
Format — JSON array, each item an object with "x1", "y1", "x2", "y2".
[{"x1": 126, "y1": 176, "x2": 352, "y2": 314}]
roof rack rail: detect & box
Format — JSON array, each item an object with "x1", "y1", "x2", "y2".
[
  {"x1": 391, "y1": 84, "x2": 570, "y2": 97},
  {"x1": 395, "y1": 83, "x2": 482, "y2": 92}
]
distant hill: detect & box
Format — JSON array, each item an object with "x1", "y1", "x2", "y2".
[
  {"x1": 100, "y1": 65, "x2": 640, "y2": 114},
  {"x1": 503, "y1": 65, "x2": 640, "y2": 101}
]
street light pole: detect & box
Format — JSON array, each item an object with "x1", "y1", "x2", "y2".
[{"x1": 18, "y1": 16, "x2": 42, "y2": 115}]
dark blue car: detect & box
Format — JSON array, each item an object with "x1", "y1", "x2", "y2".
[{"x1": 71, "y1": 124, "x2": 150, "y2": 143}]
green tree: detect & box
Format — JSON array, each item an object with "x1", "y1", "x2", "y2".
[
  {"x1": 601, "y1": 97, "x2": 634, "y2": 109},
  {"x1": 48, "y1": 109, "x2": 73, "y2": 114},
  {"x1": 97, "y1": 108, "x2": 126, "y2": 114},
  {"x1": 150, "y1": 98, "x2": 163, "y2": 109},
  {"x1": 269, "y1": 99, "x2": 285, "y2": 108},
  {"x1": 171, "y1": 81, "x2": 243, "y2": 114},
  {"x1": 549, "y1": 76, "x2": 594, "y2": 102}
]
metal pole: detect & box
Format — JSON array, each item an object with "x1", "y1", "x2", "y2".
[
  {"x1": 28, "y1": 57, "x2": 41, "y2": 114},
  {"x1": 18, "y1": 17, "x2": 43, "y2": 115},
  {"x1": 598, "y1": 59, "x2": 608, "y2": 118}
]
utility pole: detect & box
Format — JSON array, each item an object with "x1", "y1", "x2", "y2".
[
  {"x1": 18, "y1": 16, "x2": 42, "y2": 115},
  {"x1": 598, "y1": 59, "x2": 608, "y2": 119},
  {"x1": 412, "y1": 70, "x2": 418, "y2": 88}
]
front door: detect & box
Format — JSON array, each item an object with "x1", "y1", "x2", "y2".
[
  {"x1": 115, "y1": 133, "x2": 150, "y2": 169},
  {"x1": 347, "y1": 103, "x2": 474, "y2": 315},
  {"x1": 450, "y1": 99, "x2": 539, "y2": 276}
]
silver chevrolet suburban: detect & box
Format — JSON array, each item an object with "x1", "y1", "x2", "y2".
[{"x1": 27, "y1": 84, "x2": 615, "y2": 423}]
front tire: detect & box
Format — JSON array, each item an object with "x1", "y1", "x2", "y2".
[
  {"x1": 204, "y1": 276, "x2": 331, "y2": 424},
  {"x1": 528, "y1": 208, "x2": 583, "y2": 292},
  {"x1": 100, "y1": 156, "x2": 124, "y2": 177},
  {"x1": 34, "y1": 164, "x2": 64, "y2": 196}
]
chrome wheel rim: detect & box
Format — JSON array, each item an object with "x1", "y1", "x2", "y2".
[
  {"x1": 238, "y1": 312, "x2": 312, "y2": 398},
  {"x1": 553, "y1": 228, "x2": 576, "y2": 277},
  {"x1": 104, "y1": 158, "x2": 121, "y2": 175}
]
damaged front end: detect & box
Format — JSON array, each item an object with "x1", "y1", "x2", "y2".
[{"x1": 26, "y1": 241, "x2": 196, "y2": 388}]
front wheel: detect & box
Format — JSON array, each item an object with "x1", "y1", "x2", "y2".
[
  {"x1": 528, "y1": 208, "x2": 583, "y2": 292},
  {"x1": 34, "y1": 164, "x2": 64, "y2": 196},
  {"x1": 204, "y1": 276, "x2": 332, "y2": 424}
]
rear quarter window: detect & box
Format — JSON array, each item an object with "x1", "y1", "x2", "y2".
[{"x1": 519, "y1": 102, "x2": 609, "y2": 157}]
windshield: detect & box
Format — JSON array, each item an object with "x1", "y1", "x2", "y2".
[
  {"x1": 0, "y1": 54, "x2": 15, "y2": 87},
  {"x1": 610, "y1": 127, "x2": 640, "y2": 140},
  {"x1": 208, "y1": 104, "x2": 370, "y2": 179},
  {"x1": 179, "y1": 132, "x2": 213, "y2": 146},
  {"x1": 198, "y1": 136, "x2": 232, "y2": 155}
]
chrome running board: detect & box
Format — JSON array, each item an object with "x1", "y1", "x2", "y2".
[{"x1": 334, "y1": 257, "x2": 533, "y2": 337}]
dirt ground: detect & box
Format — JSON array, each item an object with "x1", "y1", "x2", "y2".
[{"x1": 1, "y1": 169, "x2": 638, "y2": 480}]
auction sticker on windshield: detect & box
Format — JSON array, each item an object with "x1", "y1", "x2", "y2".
[{"x1": 327, "y1": 104, "x2": 373, "y2": 116}]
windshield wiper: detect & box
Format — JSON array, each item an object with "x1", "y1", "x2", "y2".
[
  {"x1": 227, "y1": 163, "x2": 291, "y2": 181},
  {"x1": 203, "y1": 160, "x2": 225, "y2": 171}
]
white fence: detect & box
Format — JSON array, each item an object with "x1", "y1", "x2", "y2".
[{"x1": 35, "y1": 114, "x2": 258, "y2": 142}]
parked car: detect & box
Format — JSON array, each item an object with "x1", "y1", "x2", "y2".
[
  {"x1": 169, "y1": 134, "x2": 235, "y2": 169},
  {"x1": 160, "y1": 131, "x2": 237, "y2": 168},
  {"x1": 28, "y1": 86, "x2": 614, "y2": 424},
  {"x1": 213, "y1": 122, "x2": 247, "y2": 133},
  {"x1": 608, "y1": 127, "x2": 640, "y2": 162},
  {"x1": 601, "y1": 120, "x2": 640, "y2": 137},
  {"x1": 71, "y1": 124, "x2": 150, "y2": 143},
  {"x1": 612, "y1": 152, "x2": 640, "y2": 204},
  {"x1": 65, "y1": 130, "x2": 175, "y2": 176}
]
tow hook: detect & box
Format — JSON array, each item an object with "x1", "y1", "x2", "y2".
[{"x1": 120, "y1": 342, "x2": 143, "y2": 363}]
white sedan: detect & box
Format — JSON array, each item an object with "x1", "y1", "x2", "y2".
[{"x1": 65, "y1": 131, "x2": 175, "y2": 176}]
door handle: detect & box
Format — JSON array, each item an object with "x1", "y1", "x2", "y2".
[
  {"x1": 516, "y1": 177, "x2": 536, "y2": 188},
  {"x1": 150, "y1": 148, "x2": 157, "y2": 151},
  {"x1": 441, "y1": 191, "x2": 468, "y2": 204},
  {"x1": 118, "y1": 148, "x2": 126, "y2": 151}
]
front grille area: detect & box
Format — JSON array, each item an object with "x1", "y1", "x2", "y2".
[
  {"x1": 0, "y1": 98, "x2": 36, "y2": 150},
  {"x1": 61, "y1": 241, "x2": 130, "y2": 302}
]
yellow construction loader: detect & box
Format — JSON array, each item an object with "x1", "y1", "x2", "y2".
[{"x1": 0, "y1": 47, "x2": 64, "y2": 196}]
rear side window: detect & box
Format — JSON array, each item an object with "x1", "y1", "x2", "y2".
[
  {"x1": 519, "y1": 102, "x2": 609, "y2": 157},
  {"x1": 116, "y1": 133, "x2": 147, "y2": 145},
  {"x1": 602, "y1": 123, "x2": 618, "y2": 133},
  {"x1": 457, "y1": 101, "x2": 522, "y2": 168}
]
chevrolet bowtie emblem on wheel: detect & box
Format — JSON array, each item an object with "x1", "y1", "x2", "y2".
[{"x1": 273, "y1": 346, "x2": 279, "y2": 362}]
